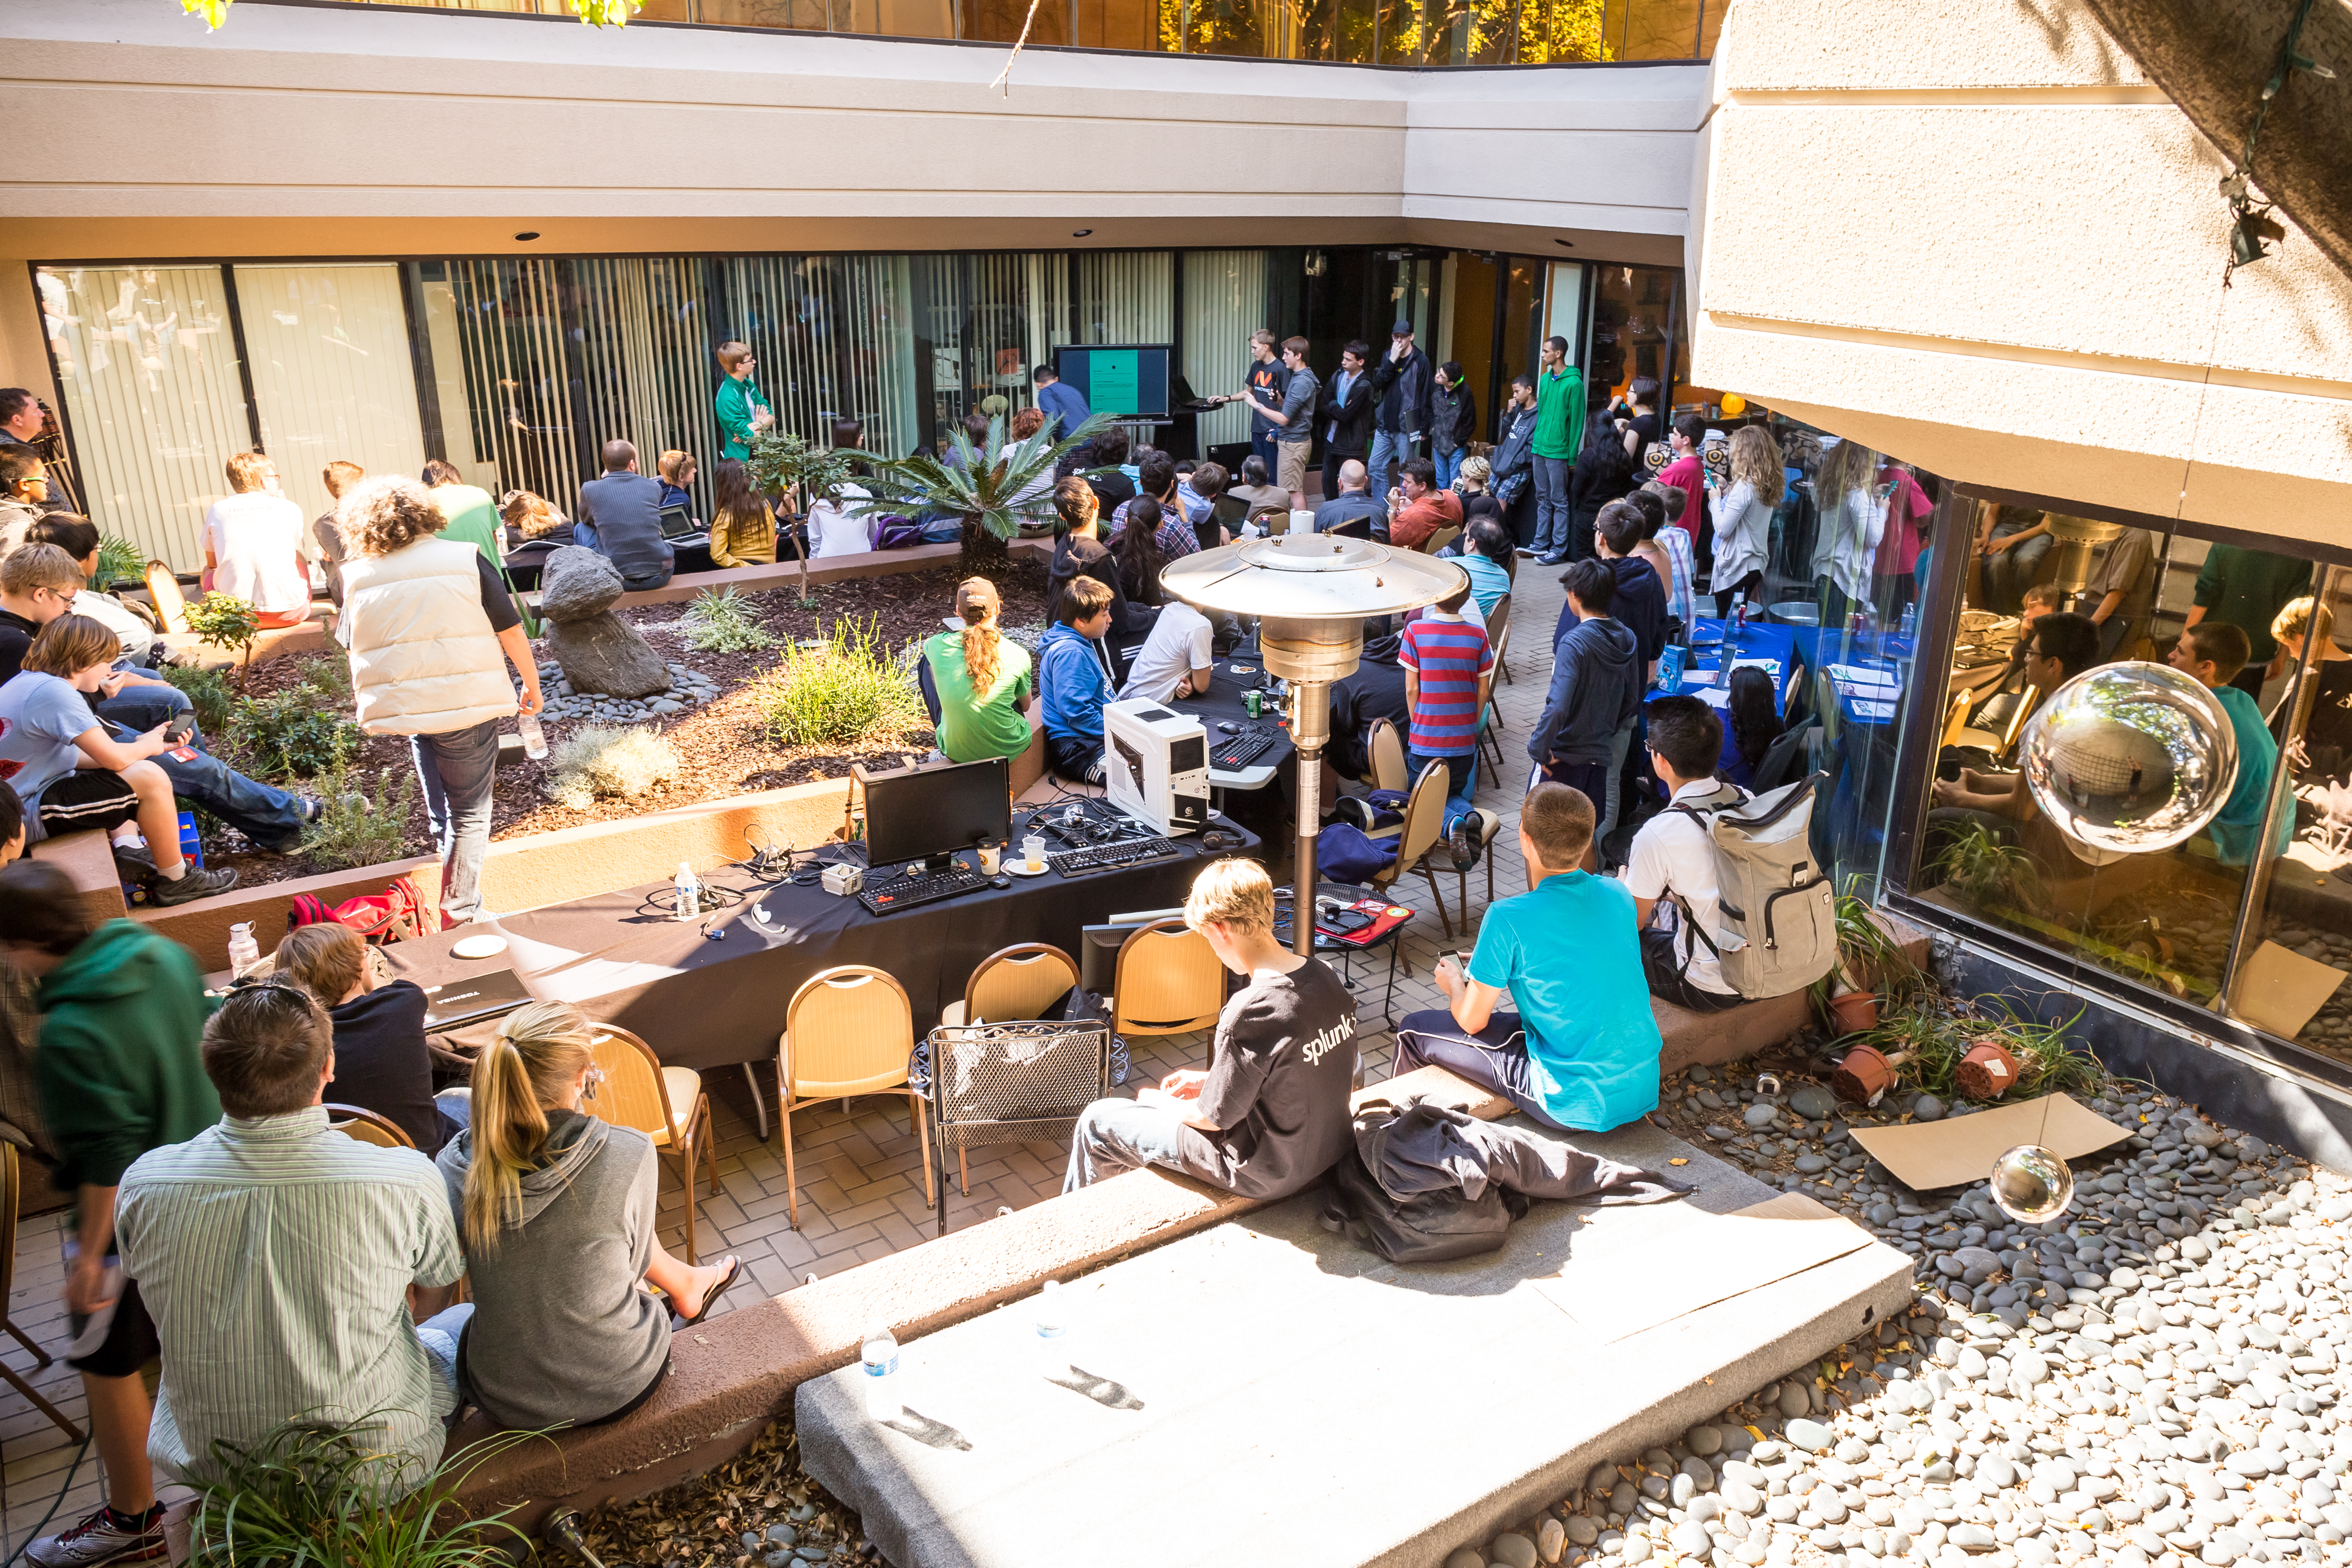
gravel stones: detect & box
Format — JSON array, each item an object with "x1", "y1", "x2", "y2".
[
  {"x1": 1744, "y1": 1102, "x2": 1780, "y2": 1130},
  {"x1": 1445, "y1": 1550, "x2": 1485, "y2": 1568},
  {"x1": 1785, "y1": 1416, "x2": 1833, "y2": 1451},
  {"x1": 1558, "y1": 1514, "x2": 1591, "y2": 1550},
  {"x1": 1912, "y1": 1094, "x2": 1946, "y2": 1121},
  {"x1": 1490, "y1": 1532, "x2": 1538, "y2": 1568},
  {"x1": 538, "y1": 660, "x2": 720, "y2": 725},
  {"x1": 1686, "y1": 1423, "x2": 1723, "y2": 1456},
  {"x1": 1790, "y1": 1083, "x2": 1839, "y2": 1120}
]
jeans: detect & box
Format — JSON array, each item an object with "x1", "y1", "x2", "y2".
[
  {"x1": 1433, "y1": 448, "x2": 1464, "y2": 491},
  {"x1": 97, "y1": 688, "x2": 314, "y2": 853},
  {"x1": 1063, "y1": 1096, "x2": 1194, "y2": 1192},
  {"x1": 1368, "y1": 429, "x2": 1417, "y2": 503},
  {"x1": 1047, "y1": 732, "x2": 1105, "y2": 786},
  {"x1": 1639, "y1": 926, "x2": 1742, "y2": 1014},
  {"x1": 95, "y1": 684, "x2": 192, "y2": 733},
  {"x1": 1390, "y1": 1010, "x2": 1573, "y2": 1132},
  {"x1": 1532, "y1": 456, "x2": 1572, "y2": 555},
  {"x1": 1406, "y1": 748, "x2": 1479, "y2": 830},
  {"x1": 435, "y1": 1087, "x2": 472, "y2": 1129},
  {"x1": 414, "y1": 1303, "x2": 473, "y2": 1423},
  {"x1": 413, "y1": 720, "x2": 500, "y2": 923},
  {"x1": 1981, "y1": 525, "x2": 2052, "y2": 614},
  {"x1": 1250, "y1": 430, "x2": 1278, "y2": 477},
  {"x1": 1599, "y1": 715, "x2": 1637, "y2": 848}
]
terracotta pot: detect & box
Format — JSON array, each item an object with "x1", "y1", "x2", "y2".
[
  {"x1": 1955, "y1": 1039, "x2": 2021, "y2": 1100},
  {"x1": 1827, "y1": 990, "x2": 1880, "y2": 1036},
  {"x1": 1832, "y1": 1044, "x2": 1895, "y2": 1104}
]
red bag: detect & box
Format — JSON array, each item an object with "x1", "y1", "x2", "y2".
[{"x1": 285, "y1": 874, "x2": 439, "y2": 946}]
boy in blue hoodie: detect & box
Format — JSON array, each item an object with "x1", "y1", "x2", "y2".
[
  {"x1": 1531, "y1": 558, "x2": 1641, "y2": 868},
  {"x1": 1039, "y1": 574, "x2": 1118, "y2": 785},
  {"x1": 2170, "y1": 620, "x2": 2293, "y2": 866}
]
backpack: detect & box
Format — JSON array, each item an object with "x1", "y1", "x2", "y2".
[
  {"x1": 1326, "y1": 1146, "x2": 1525, "y2": 1265},
  {"x1": 1666, "y1": 772, "x2": 1836, "y2": 1001},
  {"x1": 287, "y1": 874, "x2": 439, "y2": 946}
]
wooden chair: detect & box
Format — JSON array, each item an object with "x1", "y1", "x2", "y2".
[
  {"x1": 1478, "y1": 619, "x2": 1513, "y2": 773},
  {"x1": 144, "y1": 561, "x2": 190, "y2": 634},
  {"x1": 777, "y1": 967, "x2": 934, "y2": 1230},
  {"x1": 325, "y1": 1103, "x2": 414, "y2": 1149},
  {"x1": 2, "y1": 1143, "x2": 84, "y2": 1441},
  {"x1": 1111, "y1": 919, "x2": 1227, "y2": 1042},
  {"x1": 1422, "y1": 524, "x2": 1463, "y2": 556},
  {"x1": 585, "y1": 1025, "x2": 717, "y2": 1263},
  {"x1": 1368, "y1": 758, "x2": 1457, "y2": 938},
  {"x1": 1366, "y1": 716, "x2": 1408, "y2": 793},
  {"x1": 939, "y1": 944, "x2": 1080, "y2": 1192},
  {"x1": 1483, "y1": 592, "x2": 1513, "y2": 683}
]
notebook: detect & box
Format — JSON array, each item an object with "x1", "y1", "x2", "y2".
[{"x1": 421, "y1": 968, "x2": 533, "y2": 1030}]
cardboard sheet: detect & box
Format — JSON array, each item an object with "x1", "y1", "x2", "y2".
[
  {"x1": 1352, "y1": 1065, "x2": 1513, "y2": 1122},
  {"x1": 1534, "y1": 1193, "x2": 1874, "y2": 1344},
  {"x1": 1845, "y1": 1093, "x2": 2130, "y2": 1193},
  {"x1": 2228, "y1": 939, "x2": 2349, "y2": 1041}
]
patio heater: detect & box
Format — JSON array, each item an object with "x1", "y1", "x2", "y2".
[{"x1": 1163, "y1": 533, "x2": 1466, "y2": 956}]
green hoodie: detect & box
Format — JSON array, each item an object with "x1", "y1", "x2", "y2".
[
  {"x1": 35, "y1": 920, "x2": 220, "y2": 1194},
  {"x1": 714, "y1": 374, "x2": 768, "y2": 462}
]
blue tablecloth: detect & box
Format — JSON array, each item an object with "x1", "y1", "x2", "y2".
[{"x1": 1663, "y1": 617, "x2": 1912, "y2": 729}]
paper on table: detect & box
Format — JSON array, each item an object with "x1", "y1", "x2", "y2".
[
  {"x1": 1532, "y1": 1194, "x2": 1875, "y2": 1344},
  {"x1": 1852, "y1": 700, "x2": 1899, "y2": 720},
  {"x1": 2228, "y1": 939, "x2": 2349, "y2": 1040},
  {"x1": 1829, "y1": 663, "x2": 1899, "y2": 688},
  {"x1": 1731, "y1": 657, "x2": 1782, "y2": 677},
  {"x1": 1676, "y1": 680, "x2": 1732, "y2": 708},
  {"x1": 1845, "y1": 1094, "x2": 2130, "y2": 1193},
  {"x1": 529, "y1": 957, "x2": 686, "y2": 1003}
]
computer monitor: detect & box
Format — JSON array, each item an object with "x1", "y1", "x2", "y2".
[
  {"x1": 1053, "y1": 344, "x2": 1173, "y2": 420},
  {"x1": 1079, "y1": 921, "x2": 1141, "y2": 994},
  {"x1": 862, "y1": 756, "x2": 1011, "y2": 871}
]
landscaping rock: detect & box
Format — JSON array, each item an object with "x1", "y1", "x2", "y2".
[
  {"x1": 1490, "y1": 1532, "x2": 1538, "y2": 1568},
  {"x1": 1789, "y1": 1083, "x2": 1838, "y2": 1120},
  {"x1": 541, "y1": 548, "x2": 672, "y2": 698},
  {"x1": 1784, "y1": 1416, "x2": 1832, "y2": 1451}
]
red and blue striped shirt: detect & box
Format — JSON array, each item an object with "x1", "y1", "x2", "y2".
[{"x1": 1399, "y1": 612, "x2": 1494, "y2": 756}]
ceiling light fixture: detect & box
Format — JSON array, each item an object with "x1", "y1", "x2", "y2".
[
  {"x1": 1072, "y1": 229, "x2": 1094, "y2": 238},
  {"x1": 1554, "y1": 237, "x2": 1575, "y2": 248},
  {"x1": 514, "y1": 231, "x2": 541, "y2": 242}
]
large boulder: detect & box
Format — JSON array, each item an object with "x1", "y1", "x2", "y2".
[{"x1": 539, "y1": 547, "x2": 670, "y2": 698}]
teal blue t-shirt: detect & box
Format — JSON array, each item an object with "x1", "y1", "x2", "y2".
[
  {"x1": 1467, "y1": 871, "x2": 1661, "y2": 1131},
  {"x1": 2210, "y1": 683, "x2": 2292, "y2": 866}
]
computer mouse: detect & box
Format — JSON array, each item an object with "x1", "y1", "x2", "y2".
[
  {"x1": 1217, "y1": 721, "x2": 1241, "y2": 734},
  {"x1": 991, "y1": 875, "x2": 1011, "y2": 889}
]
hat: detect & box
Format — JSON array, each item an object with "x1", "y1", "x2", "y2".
[{"x1": 1391, "y1": 319, "x2": 1414, "y2": 336}]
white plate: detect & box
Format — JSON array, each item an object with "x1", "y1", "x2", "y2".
[
  {"x1": 451, "y1": 934, "x2": 509, "y2": 960},
  {"x1": 1005, "y1": 861, "x2": 1051, "y2": 877}
]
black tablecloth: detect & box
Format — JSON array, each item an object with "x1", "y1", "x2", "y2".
[
  {"x1": 385, "y1": 826, "x2": 1258, "y2": 1071},
  {"x1": 1166, "y1": 663, "x2": 1297, "y2": 778}
]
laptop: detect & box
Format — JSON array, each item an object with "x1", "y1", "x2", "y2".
[
  {"x1": 421, "y1": 968, "x2": 533, "y2": 1031},
  {"x1": 656, "y1": 503, "x2": 702, "y2": 541}
]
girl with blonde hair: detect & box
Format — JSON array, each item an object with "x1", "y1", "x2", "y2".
[
  {"x1": 1808, "y1": 436, "x2": 1889, "y2": 618},
  {"x1": 1705, "y1": 425, "x2": 1785, "y2": 617},
  {"x1": 919, "y1": 577, "x2": 1035, "y2": 764},
  {"x1": 434, "y1": 1001, "x2": 739, "y2": 1429}
]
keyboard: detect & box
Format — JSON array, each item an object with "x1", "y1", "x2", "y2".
[
  {"x1": 1210, "y1": 724, "x2": 1281, "y2": 772},
  {"x1": 1047, "y1": 837, "x2": 1180, "y2": 877},
  {"x1": 857, "y1": 863, "x2": 989, "y2": 915}
]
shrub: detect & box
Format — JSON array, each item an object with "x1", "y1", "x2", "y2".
[
  {"x1": 156, "y1": 662, "x2": 236, "y2": 738},
  {"x1": 95, "y1": 536, "x2": 148, "y2": 592},
  {"x1": 752, "y1": 617, "x2": 926, "y2": 748},
  {"x1": 184, "y1": 592, "x2": 261, "y2": 687},
  {"x1": 680, "y1": 586, "x2": 776, "y2": 653},
  {"x1": 232, "y1": 685, "x2": 361, "y2": 780},
  {"x1": 544, "y1": 724, "x2": 680, "y2": 810},
  {"x1": 301, "y1": 757, "x2": 416, "y2": 872}
]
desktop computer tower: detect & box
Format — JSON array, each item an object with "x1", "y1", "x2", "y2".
[{"x1": 1103, "y1": 698, "x2": 1211, "y2": 837}]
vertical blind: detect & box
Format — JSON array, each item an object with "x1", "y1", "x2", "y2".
[
  {"x1": 571, "y1": 256, "x2": 726, "y2": 515},
  {"x1": 233, "y1": 263, "x2": 429, "y2": 532},
  {"x1": 1180, "y1": 251, "x2": 1268, "y2": 452},
  {"x1": 44, "y1": 265, "x2": 254, "y2": 572},
  {"x1": 444, "y1": 258, "x2": 582, "y2": 513},
  {"x1": 724, "y1": 254, "x2": 920, "y2": 462}
]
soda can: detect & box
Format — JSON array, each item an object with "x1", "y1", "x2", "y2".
[{"x1": 1245, "y1": 689, "x2": 1262, "y2": 720}]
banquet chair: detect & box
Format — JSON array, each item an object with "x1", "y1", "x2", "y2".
[
  {"x1": 778, "y1": 967, "x2": 934, "y2": 1230},
  {"x1": 1478, "y1": 620, "x2": 1513, "y2": 773},
  {"x1": 1111, "y1": 920, "x2": 1226, "y2": 1044},
  {"x1": 1, "y1": 1143, "x2": 84, "y2": 1441},
  {"x1": 1483, "y1": 592, "x2": 1512, "y2": 683},
  {"x1": 941, "y1": 944, "x2": 1081, "y2": 1195},
  {"x1": 1422, "y1": 525, "x2": 1462, "y2": 556},
  {"x1": 586, "y1": 1026, "x2": 717, "y2": 1263},
  {"x1": 1367, "y1": 759, "x2": 1455, "y2": 939},
  {"x1": 1366, "y1": 716, "x2": 1408, "y2": 793},
  {"x1": 325, "y1": 1103, "x2": 413, "y2": 1149}
]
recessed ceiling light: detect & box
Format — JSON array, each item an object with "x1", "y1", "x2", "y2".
[
  {"x1": 1072, "y1": 229, "x2": 1093, "y2": 238},
  {"x1": 514, "y1": 231, "x2": 541, "y2": 242},
  {"x1": 1554, "y1": 238, "x2": 1574, "y2": 248}
]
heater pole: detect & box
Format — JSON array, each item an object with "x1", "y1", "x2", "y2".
[{"x1": 1288, "y1": 677, "x2": 1332, "y2": 958}]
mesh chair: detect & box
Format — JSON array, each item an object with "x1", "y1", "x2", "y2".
[
  {"x1": 2, "y1": 1143, "x2": 83, "y2": 1441},
  {"x1": 924, "y1": 1020, "x2": 1109, "y2": 1235},
  {"x1": 1111, "y1": 919, "x2": 1226, "y2": 1041},
  {"x1": 940, "y1": 944, "x2": 1082, "y2": 1193},
  {"x1": 585, "y1": 1026, "x2": 717, "y2": 1263},
  {"x1": 1368, "y1": 758, "x2": 1456, "y2": 937},
  {"x1": 778, "y1": 966, "x2": 934, "y2": 1230},
  {"x1": 325, "y1": 1103, "x2": 414, "y2": 1149},
  {"x1": 1483, "y1": 592, "x2": 1512, "y2": 683}
]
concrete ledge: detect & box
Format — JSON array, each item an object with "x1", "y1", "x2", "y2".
[
  {"x1": 451, "y1": 1166, "x2": 1261, "y2": 1530},
  {"x1": 608, "y1": 537, "x2": 1054, "y2": 612},
  {"x1": 159, "y1": 606, "x2": 336, "y2": 668},
  {"x1": 1656, "y1": 909, "x2": 1936, "y2": 1075},
  {"x1": 30, "y1": 829, "x2": 130, "y2": 924}
]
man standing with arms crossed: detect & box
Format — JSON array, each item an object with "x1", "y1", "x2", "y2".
[
  {"x1": 1367, "y1": 320, "x2": 1433, "y2": 504},
  {"x1": 1531, "y1": 335, "x2": 1586, "y2": 565}
]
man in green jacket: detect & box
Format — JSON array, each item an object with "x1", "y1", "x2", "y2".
[
  {"x1": 1530, "y1": 334, "x2": 1586, "y2": 564},
  {"x1": 1, "y1": 861, "x2": 217, "y2": 1568},
  {"x1": 714, "y1": 340, "x2": 773, "y2": 462},
  {"x1": 421, "y1": 458, "x2": 502, "y2": 568}
]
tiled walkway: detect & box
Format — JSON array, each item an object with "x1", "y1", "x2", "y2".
[{"x1": 0, "y1": 560, "x2": 1569, "y2": 1552}]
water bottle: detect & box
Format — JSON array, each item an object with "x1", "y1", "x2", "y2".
[
  {"x1": 860, "y1": 1324, "x2": 902, "y2": 1420},
  {"x1": 1035, "y1": 1279, "x2": 1071, "y2": 1379},
  {"x1": 674, "y1": 860, "x2": 702, "y2": 922},
  {"x1": 517, "y1": 710, "x2": 547, "y2": 761},
  {"x1": 227, "y1": 921, "x2": 260, "y2": 979},
  {"x1": 1900, "y1": 601, "x2": 1917, "y2": 641}
]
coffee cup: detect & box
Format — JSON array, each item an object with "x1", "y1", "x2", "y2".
[{"x1": 979, "y1": 843, "x2": 1002, "y2": 874}]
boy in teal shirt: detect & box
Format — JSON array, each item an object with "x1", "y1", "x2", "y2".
[
  {"x1": 2170, "y1": 621, "x2": 2293, "y2": 866},
  {"x1": 713, "y1": 340, "x2": 771, "y2": 462},
  {"x1": 1391, "y1": 781, "x2": 1661, "y2": 1131}
]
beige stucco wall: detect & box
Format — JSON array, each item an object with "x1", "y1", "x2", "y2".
[{"x1": 1687, "y1": 0, "x2": 2352, "y2": 542}]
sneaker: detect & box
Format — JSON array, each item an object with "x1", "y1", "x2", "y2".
[
  {"x1": 1537, "y1": 550, "x2": 1569, "y2": 566},
  {"x1": 147, "y1": 863, "x2": 238, "y2": 907},
  {"x1": 109, "y1": 842, "x2": 158, "y2": 884},
  {"x1": 299, "y1": 792, "x2": 372, "y2": 826},
  {"x1": 26, "y1": 1504, "x2": 166, "y2": 1566},
  {"x1": 1446, "y1": 808, "x2": 1495, "y2": 873},
  {"x1": 1513, "y1": 547, "x2": 1539, "y2": 559}
]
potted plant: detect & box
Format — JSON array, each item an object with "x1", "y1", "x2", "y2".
[
  {"x1": 852, "y1": 412, "x2": 1113, "y2": 577},
  {"x1": 1933, "y1": 820, "x2": 2047, "y2": 919},
  {"x1": 1814, "y1": 875, "x2": 1918, "y2": 1036},
  {"x1": 746, "y1": 428, "x2": 867, "y2": 608}
]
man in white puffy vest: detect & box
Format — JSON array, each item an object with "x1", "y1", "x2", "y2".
[{"x1": 336, "y1": 476, "x2": 542, "y2": 925}]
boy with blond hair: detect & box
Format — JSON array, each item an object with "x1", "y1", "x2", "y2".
[{"x1": 1063, "y1": 857, "x2": 1358, "y2": 1198}]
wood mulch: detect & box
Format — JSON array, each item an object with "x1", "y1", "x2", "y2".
[{"x1": 204, "y1": 560, "x2": 1055, "y2": 889}]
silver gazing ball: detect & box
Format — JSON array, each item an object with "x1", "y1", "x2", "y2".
[
  {"x1": 1990, "y1": 1143, "x2": 2075, "y2": 1225},
  {"x1": 2019, "y1": 661, "x2": 2237, "y2": 858}
]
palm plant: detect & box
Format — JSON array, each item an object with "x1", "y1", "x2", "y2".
[
  {"x1": 746, "y1": 429, "x2": 866, "y2": 607},
  {"x1": 852, "y1": 412, "x2": 1113, "y2": 576}
]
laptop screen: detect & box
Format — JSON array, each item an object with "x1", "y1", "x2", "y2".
[{"x1": 657, "y1": 504, "x2": 699, "y2": 539}]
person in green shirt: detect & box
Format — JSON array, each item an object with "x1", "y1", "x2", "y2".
[
  {"x1": 2170, "y1": 621, "x2": 2293, "y2": 868},
  {"x1": 713, "y1": 340, "x2": 773, "y2": 463},
  {"x1": 421, "y1": 459, "x2": 501, "y2": 566},
  {"x1": 1529, "y1": 334, "x2": 1586, "y2": 564},
  {"x1": 923, "y1": 577, "x2": 1034, "y2": 764},
  {"x1": 2185, "y1": 542, "x2": 2311, "y2": 697}
]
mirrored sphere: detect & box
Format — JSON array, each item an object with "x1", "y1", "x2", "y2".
[
  {"x1": 2019, "y1": 662, "x2": 2237, "y2": 857},
  {"x1": 1990, "y1": 1143, "x2": 2075, "y2": 1225}
]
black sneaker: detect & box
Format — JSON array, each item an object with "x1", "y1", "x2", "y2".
[
  {"x1": 1446, "y1": 808, "x2": 1494, "y2": 873},
  {"x1": 148, "y1": 863, "x2": 239, "y2": 906},
  {"x1": 110, "y1": 842, "x2": 158, "y2": 884},
  {"x1": 26, "y1": 1503, "x2": 166, "y2": 1566}
]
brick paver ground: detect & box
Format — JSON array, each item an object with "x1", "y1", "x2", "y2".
[{"x1": 1, "y1": 561, "x2": 1570, "y2": 1551}]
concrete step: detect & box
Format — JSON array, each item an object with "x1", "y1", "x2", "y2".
[{"x1": 797, "y1": 1120, "x2": 1915, "y2": 1568}]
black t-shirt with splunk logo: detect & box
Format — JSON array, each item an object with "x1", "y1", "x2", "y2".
[{"x1": 1176, "y1": 956, "x2": 1359, "y2": 1200}]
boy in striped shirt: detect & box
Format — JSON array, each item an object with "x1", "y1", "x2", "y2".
[{"x1": 1398, "y1": 578, "x2": 1494, "y2": 828}]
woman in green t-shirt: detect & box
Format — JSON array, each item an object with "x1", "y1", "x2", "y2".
[{"x1": 923, "y1": 578, "x2": 1034, "y2": 764}]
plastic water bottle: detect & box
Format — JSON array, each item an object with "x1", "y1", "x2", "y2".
[
  {"x1": 227, "y1": 922, "x2": 260, "y2": 979},
  {"x1": 860, "y1": 1324, "x2": 902, "y2": 1420},
  {"x1": 517, "y1": 710, "x2": 547, "y2": 761},
  {"x1": 1899, "y1": 601, "x2": 1917, "y2": 641},
  {"x1": 1035, "y1": 1279, "x2": 1071, "y2": 1379},
  {"x1": 673, "y1": 861, "x2": 702, "y2": 921}
]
